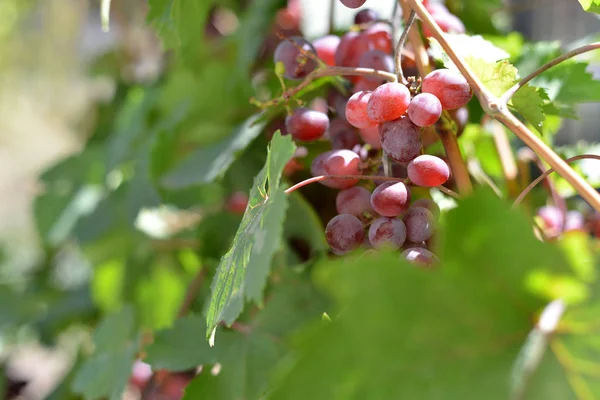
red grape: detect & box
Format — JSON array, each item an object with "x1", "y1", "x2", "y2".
[
  {"x1": 311, "y1": 149, "x2": 361, "y2": 189},
  {"x1": 370, "y1": 182, "x2": 411, "y2": 217},
  {"x1": 339, "y1": 0, "x2": 367, "y2": 8},
  {"x1": 226, "y1": 191, "x2": 249, "y2": 215},
  {"x1": 407, "y1": 93, "x2": 443, "y2": 127},
  {"x1": 346, "y1": 91, "x2": 378, "y2": 128},
  {"x1": 359, "y1": 125, "x2": 381, "y2": 149},
  {"x1": 312, "y1": 35, "x2": 340, "y2": 66},
  {"x1": 352, "y1": 78, "x2": 381, "y2": 93},
  {"x1": 404, "y1": 207, "x2": 436, "y2": 242},
  {"x1": 380, "y1": 117, "x2": 422, "y2": 163},
  {"x1": 354, "y1": 8, "x2": 379, "y2": 25},
  {"x1": 329, "y1": 118, "x2": 360, "y2": 149},
  {"x1": 368, "y1": 217, "x2": 407, "y2": 250},
  {"x1": 358, "y1": 50, "x2": 394, "y2": 82},
  {"x1": 336, "y1": 186, "x2": 374, "y2": 217},
  {"x1": 401, "y1": 247, "x2": 439, "y2": 266},
  {"x1": 536, "y1": 206, "x2": 564, "y2": 237},
  {"x1": 564, "y1": 210, "x2": 584, "y2": 232},
  {"x1": 274, "y1": 37, "x2": 318, "y2": 80},
  {"x1": 411, "y1": 198, "x2": 440, "y2": 219},
  {"x1": 130, "y1": 360, "x2": 152, "y2": 390},
  {"x1": 407, "y1": 155, "x2": 450, "y2": 187},
  {"x1": 325, "y1": 214, "x2": 365, "y2": 253},
  {"x1": 423, "y1": 3, "x2": 465, "y2": 37},
  {"x1": 421, "y1": 69, "x2": 473, "y2": 110},
  {"x1": 327, "y1": 88, "x2": 348, "y2": 119},
  {"x1": 367, "y1": 82, "x2": 411, "y2": 122},
  {"x1": 335, "y1": 31, "x2": 369, "y2": 68},
  {"x1": 285, "y1": 108, "x2": 329, "y2": 142},
  {"x1": 363, "y1": 23, "x2": 393, "y2": 54}
]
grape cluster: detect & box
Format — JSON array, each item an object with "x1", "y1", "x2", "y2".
[{"x1": 270, "y1": 4, "x2": 475, "y2": 266}]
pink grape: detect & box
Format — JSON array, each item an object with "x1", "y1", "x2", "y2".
[
  {"x1": 401, "y1": 247, "x2": 439, "y2": 266},
  {"x1": 336, "y1": 186, "x2": 374, "y2": 217},
  {"x1": 407, "y1": 155, "x2": 450, "y2": 187},
  {"x1": 358, "y1": 50, "x2": 394, "y2": 82},
  {"x1": 423, "y1": 4, "x2": 465, "y2": 37},
  {"x1": 312, "y1": 35, "x2": 340, "y2": 66},
  {"x1": 339, "y1": 0, "x2": 367, "y2": 9},
  {"x1": 380, "y1": 117, "x2": 422, "y2": 163},
  {"x1": 311, "y1": 149, "x2": 361, "y2": 189},
  {"x1": 404, "y1": 207, "x2": 436, "y2": 243},
  {"x1": 346, "y1": 91, "x2": 378, "y2": 128},
  {"x1": 335, "y1": 31, "x2": 369, "y2": 68},
  {"x1": 352, "y1": 78, "x2": 380, "y2": 93},
  {"x1": 422, "y1": 69, "x2": 473, "y2": 110},
  {"x1": 359, "y1": 125, "x2": 381, "y2": 149},
  {"x1": 329, "y1": 118, "x2": 360, "y2": 149},
  {"x1": 368, "y1": 217, "x2": 407, "y2": 250},
  {"x1": 564, "y1": 211, "x2": 585, "y2": 232},
  {"x1": 285, "y1": 108, "x2": 329, "y2": 142},
  {"x1": 325, "y1": 214, "x2": 365, "y2": 253},
  {"x1": 367, "y1": 82, "x2": 411, "y2": 122},
  {"x1": 273, "y1": 37, "x2": 318, "y2": 80},
  {"x1": 362, "y1": 23, "x2": 393, "y2": 54},
  {"x1": 536, "y1": 206, "x2": 563, "y2": 237},
  {"x1": 354, "y1": 9, "x2": 379, "y2": 25},
  {"x1": 370, "y1": 182, "x2": 411, "y2": 217},
  {"x1": 407, "y1": 93, "x2": 443, "y2": 127},
  {"x1": 411, "y1": 198, "x2": 440, "y2": 219}
]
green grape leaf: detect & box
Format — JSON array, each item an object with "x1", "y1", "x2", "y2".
[
  {"x1": 269, "y1": 190, "x2": 576, "y2": 399},
  {"x1": 452, "y1": 0, "x2": 502, "y2": 34},
  {"x1": 466, "y1": 57, "x2": 517, "y2": 96},
  {"x1": 205, "y1": 132, "x2": 296, "y2": 342},
  {"x1": 535, "y1": 62, "x2": 600, "y2": 105},
  {"x1": 511, "y1": 85, "x2": 546, "y2": 131},
  {"x1": 429, "y1": 35, "x2": 509, "y2": 69},
  {"x1": 145, "y1": 315, "x2": 217, "y2": 370},
  {"x1": 578, "y1": 0, "x2": 600, "y2": 13},
  {"x1": 72, "y1": 306, "x2": 139, "y2": 400},
  {"x1": 161, "y1": 114, "x2": 266, "y2": 189}
]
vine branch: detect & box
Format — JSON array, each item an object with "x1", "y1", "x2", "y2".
[
  {"x1": 405, "y1": 0, "x2": 600, "y2": 212},
  {"x1": 395, "y1": 10, "x2": 416, "y2": 83},
  {"x1": 500, "y1": 42, "x2": 600, "y2": 103}
]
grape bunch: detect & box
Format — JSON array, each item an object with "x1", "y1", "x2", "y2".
[{"x1": 270, "y1": 3, "x2": 474, "y2": 266}]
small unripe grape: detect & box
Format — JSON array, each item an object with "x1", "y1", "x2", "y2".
[
  {"x1": 368, "y1": 217, "x2": 407, "y2": 250},
  {"x1": 404, "y1": 207, "x2": 436, "y2": 243},
  {"x1": 407, "y1": 93, "x2": 443, "y2": 127},
  {"x1": 325, "y1": 214, "x2": 365, "y2": 253},
  {"x1": 407, "y1": 155, "x2": 450, "y2": 187},
  {"x1": 380, "y1": 117, "x2": 422, "y2": 163},
  {"x1": 370, "y1": 182, "x2": 411, "y2": 217},
  {"x1": 274, "y1": 37, "x2": 318, "y2": 80},
  {"x1": 421, "y1": 69, "x2": 472, "y2": 110},
  {"x1": 285, "y1": 108, "x2": 329, "y2": 142},
  {"x1": 346, "y1": 91, "x2": 378, "y2": 129},
  {"x1": 367, "y1": 82, "x2": 411, "y2": 122}
]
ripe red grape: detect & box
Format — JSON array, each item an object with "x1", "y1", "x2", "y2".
[
  {"x1": 352, "y1": 78, "x2": 380, "y2": 93},
  {"x1": 359, "y1": 125, "x2": 381, "y2": 149},
  {"x1": 325, "y1": 214, "x2": 365, "y2": 253},
  {"x1": 274, "y1": 37, "x2": 318, "y2": 80},
  {"x1": 367, "y1": 82, "x2": 411, "y2": 122},
  {"x1": 380, "y1": 117, "x2": 422, "y2": 163},
  {"x1": 329, "y1": 118, "x2": 360, "y2": 149},
  {"x1": 368, "y1": 217, "x2": 407, "y2": 250},
  {"x1": 311, "y1": 149, "x2": 361, "y2": 189},
  {"x1": 354, "y1": 8, "x2": 378, "y2": 25},
  {"x1": 335, "y1": 31, "x2": 369, "y2": 68},
  {"x1": 362, "y1": 23, "x2": 393, "y2": 54},
  {"x1": 407, "y1": 155, "x2": 450, "y2": 187},
  {"x1": 536, "y1": 206, "x2": 564, "y2": 237},
  {"x1": 423, "y1": 3, "x2": 465, "y2": 37},
  {"x1": 285, "y1": 108, "x2": 329, "y2": 142},
  {"x1": 401, "y1": 247, "x2": 439, "y2": 266},
  {"x1": 358, "y1": 50, "x2": 394, "y2": 82},
  {"x1": 226, "y1": 191, "x2": 249, "y2": 215},
  {"x1": 370, "y1": 181, "x2": 411, "y2": 217},
  {"x1": 407, "y1": 93, "x2": 443, "y2": 127},
  {"x1": 339, "y1": 0, "x2": 367, "y2": 9},
  {"x1": 346, "y1": 91, "x2": 378, "y2": 128},
  {"x1": 411, "y1": 198, "x2": 440, "y2": 219},
  {"x1": 422, "y1": 69, "x2": 473, "y2": 110},
  {"x1": 404, "y1": 207, "x2": 436, "y2": 243},
  {"x1": 312, "y1": 35, "x2": 340, "y2": 66},
  {"x1": 336, "y1": 186, "x2": 374, "y2": 217}
]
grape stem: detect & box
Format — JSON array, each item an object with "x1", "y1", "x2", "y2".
[
  {"x1": 437, "y1": 111, "x2": 473, "y2": 195},
  {"x1": 255, "y1": 66, "x2": 397, "y2": 109},
  {"x1": 405, "y1": 0, "x2": 600, "y2": 211},
  {"x1": 487, "y1": 118, "x2": 519, "y2": 197},
  {"x1": 399, "y1": 0, "x2": 431, "y2": 77},
  {"x1": 284, "y1": 174, "x2": 460, "y2": 199},
  {"x1": 513, "y1": 154, "x2": 600, "y2": 207},
  {"x1": 394, "y1": 10, "x2": 416, "y2": 84},
  {"x1": 328, "y1": 0, "x2": 335, "y2": 34},
  {"x1": 500, "y1": 42, "x2": 600, "y2": 104}
]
